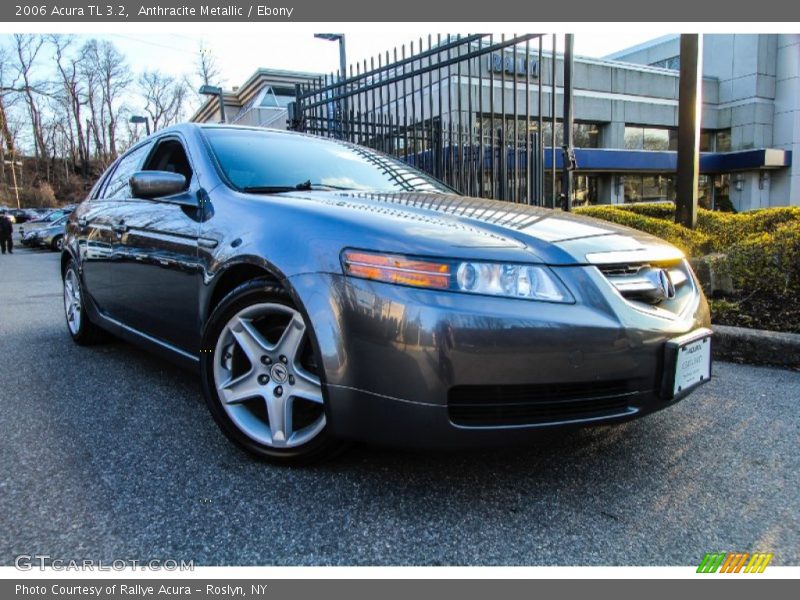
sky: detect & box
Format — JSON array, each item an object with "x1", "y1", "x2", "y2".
[
  {"x1": 0, "y1": 28, "x2": 675, "y2": 142},
  {"x1": 79, "y1": 30, "x2": 670, "y2": 90}
]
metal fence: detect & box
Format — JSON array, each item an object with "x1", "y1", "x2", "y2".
[{"x1": 289, "y1": 34, "x2": 564, "y2": 207}]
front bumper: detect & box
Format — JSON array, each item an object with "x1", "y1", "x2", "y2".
[{"x1": 289, "y1": 265, "x2": 711, "y2": 447}]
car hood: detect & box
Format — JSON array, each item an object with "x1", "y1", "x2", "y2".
[{"x1": 276, "y1": 190, "x2": 684, "y2": 265}]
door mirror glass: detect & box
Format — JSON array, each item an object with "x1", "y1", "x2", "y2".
[{"x1": 130, "y1": 171, "x2": 187, "y2": 199}]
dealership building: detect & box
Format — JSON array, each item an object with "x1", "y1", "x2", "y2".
[{"x1": 193, "y1": 34, "x2": 799, "y2": 210}]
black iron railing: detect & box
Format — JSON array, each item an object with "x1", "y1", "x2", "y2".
[{"x1": 290, "y1": 33, "x2": 569, "y2": 207}]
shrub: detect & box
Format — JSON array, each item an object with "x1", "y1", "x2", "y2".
[
  {"x1": 611, "y1": 201, "x2": 676, "y2": 220},
  {"x1": 710, "y1": 221, "x2": 800, "y2": 333},
  {"x1": 696, "y1": 206, "x2": 800, "y2": 250}
]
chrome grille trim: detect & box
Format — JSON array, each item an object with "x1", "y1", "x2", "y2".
[{"x1": 596, "y1": 259, "x2": 698, "y2": 318}]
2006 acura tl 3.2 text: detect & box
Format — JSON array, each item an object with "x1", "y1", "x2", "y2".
[{"x1": 61, "y1": 124, "x2": 712, "y2": 464}]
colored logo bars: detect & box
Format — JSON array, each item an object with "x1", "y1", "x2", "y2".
[{"x1": 697, "y1": 552, "x2": 774, "y2": 573}]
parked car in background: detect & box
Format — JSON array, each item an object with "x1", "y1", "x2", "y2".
[
  {"x1": 18, "y1": 206, "x2": 75, "y2": 239},
  {"x1": 0, "y1": 209, "x2": 16, "y2": 224},
  {"x1": 23, "y1": 214, "x2": 68, "y2": 251},
  {"x1": 9, "y1": 208, "x2": 36, "y2": 223},
  {"x1": 62, "y1": 124, "x2": 712, "y2": 465}
]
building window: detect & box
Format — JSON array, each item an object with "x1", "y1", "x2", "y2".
[
  {"x1": 480, "y1": 116, "x2": 601, "y2": 148},
  {"x1": 623, "y1": 174, "x2": 676, "y2": 203},
  {"x1": 544, "y1": 174, "x2": 599, "y2": 206},
  {"x1": 624, "y1": 125, "x2": 678, "y2": 151},
  {"x1": 700, "y1": 131, "x2": 713, "y2": 152},
  {"x1": 715, "y1": 129, "x2": 732, "y2": 152},
  {"x1": 650, "y1": 56, "x2": 680, "y2": 70},
  {"x1": 573, "y1": 123, "x2": 601, "y2": 148}
]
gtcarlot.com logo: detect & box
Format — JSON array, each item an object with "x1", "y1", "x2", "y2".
[
  {"x1": 697, "y1": 552, "x2": 773, "y2": 573},
  {"x1": 14, "y1": 555, "x2": 194, "y2": 571}
]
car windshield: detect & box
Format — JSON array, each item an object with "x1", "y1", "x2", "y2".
[{"x1": 202, "y1": 128, "x2": 452, "y2": 194}]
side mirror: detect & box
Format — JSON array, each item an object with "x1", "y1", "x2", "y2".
[{"x1": 129, "y1": 171, "x2": 187, "y2": 199}]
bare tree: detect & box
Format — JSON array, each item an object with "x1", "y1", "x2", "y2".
[
  {"x1": 139, "y1": 70, "x2": 189, "y2": 131},
  {"x1": 196, "y1": 42, "x2": 222, "y2": 87},
  {"x1": 96, "y1": 40, "x2": 131, "y2": 160},
  {"x1": 0, "y1": 46, "x2": 20, "y2": 183},
  {"x1": 78, "y1": 39, "x2": 103, "y2": 162},
  {"x1": 12, "y1": 34, "x2": 49, "y2": 171},
  {"x1": 50, "y1": 34, "x2": 89, "y2": 175}
]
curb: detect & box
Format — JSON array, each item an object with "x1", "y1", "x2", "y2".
[{"x1": 712, "y1": 324, "x2": 800, "y2": 370}]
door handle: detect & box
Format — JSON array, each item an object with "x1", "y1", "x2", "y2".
[{"x1": 112, "y1": 221, "x2": 129, "y2": 235}]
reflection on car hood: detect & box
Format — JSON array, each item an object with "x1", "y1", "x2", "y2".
[{"x1": 277, "y1": 190, "x2": 684, "y2": 265}]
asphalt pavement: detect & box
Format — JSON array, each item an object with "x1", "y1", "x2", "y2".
[{"x1": 0, "y1": 247, "x2": 798, "y2": 565}]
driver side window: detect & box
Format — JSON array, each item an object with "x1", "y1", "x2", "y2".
[{"x1": 143, "y1": 138, "x2": 194, "y2": 191}]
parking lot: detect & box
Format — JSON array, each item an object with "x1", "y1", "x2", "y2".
[{"x1": 0, "y1": 247, "x2": 798, "y2": 566}]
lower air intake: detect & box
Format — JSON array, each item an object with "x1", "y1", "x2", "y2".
[{"x1": 448, "y1": 380, "x2": 641, "y2": 427}]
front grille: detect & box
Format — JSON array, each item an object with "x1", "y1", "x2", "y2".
[
  {"x1": 448, "y1": 380, "x2": 640, "y2": 427},
  {"x1": 597, "y1": 260, "x2": 694, "y2": 314}
]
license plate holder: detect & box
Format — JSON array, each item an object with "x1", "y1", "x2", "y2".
[{"x1": 661, "y1": 328, "x2": 712, "y2": 400}]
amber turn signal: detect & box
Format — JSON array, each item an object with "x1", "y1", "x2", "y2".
[{"x1": 342, "y1": 250, "x2": 451, "y2": 290}]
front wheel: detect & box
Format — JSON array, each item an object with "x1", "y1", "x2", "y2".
[{"x1": 200, "y1": 279, "x2": 344, "y2": 465}]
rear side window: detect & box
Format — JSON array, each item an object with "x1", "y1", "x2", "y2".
[{"x1": 101, "y1": 143, "x2": 153, "y2": 200}]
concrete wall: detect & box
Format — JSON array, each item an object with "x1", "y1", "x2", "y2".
[{"x1": 770, "y1": 34, "x2": 800, "y2": 207}]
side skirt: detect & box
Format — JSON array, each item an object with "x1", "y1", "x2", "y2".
[{"x1": 82, "y1": 291, "x2": 201, "y2": 373}]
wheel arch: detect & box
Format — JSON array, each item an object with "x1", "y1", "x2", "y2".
[
  {"x1": 203, "y1": 257, "x2": 289, "y2": 324},
  {"x1": 60, "y1": 248, "x2": 77, "y2": 278}
]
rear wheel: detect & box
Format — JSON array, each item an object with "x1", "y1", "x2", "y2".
[
  {"x1": 51, "y1": 235, "x2": 63, "y2": 252},
  {"x1": 200, "y1": 279, "x2": 344, "y2": 465}
]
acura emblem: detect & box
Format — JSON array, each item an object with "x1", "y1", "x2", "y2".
[
  {"x1": 644, "y1": 268, "x2": 676, "y2": 301},
  {"x1": 270, "y1": 363, "x2": 289, "y2": 383}
]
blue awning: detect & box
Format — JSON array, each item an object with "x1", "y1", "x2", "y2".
[
  {"x1": 557, "y1": 148, "x2": 792, "y2": 173},
  {"x1": 405, "y1": 146, "x2": 792, "y2": 174}
]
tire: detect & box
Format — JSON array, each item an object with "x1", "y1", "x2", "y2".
[
  {"x1": 63, "y1": 259, "x2": 106, "y2": 345},
  {"x1": 51, "y1": 235, "x2": 63, "y2": 252},
  {"x1": 200, "y1": 278, "x2": 345, "y2": 465}
]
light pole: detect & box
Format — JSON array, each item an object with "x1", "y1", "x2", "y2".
[
  {"x1": 4, "y1": 154, "x2": 22, "y2": 208},
  {"x1": 199, "y1": 84, "x2": 227, "y2": 123},
  {"x1": 314, "y1": 34, "x2": 348, "y2": 136},
  {"x1": 129, "y1": 115, "x2": 151, "y2": 136},
  {"x1": 676, "y1": 34, "x2": 703, "y2": 229}
]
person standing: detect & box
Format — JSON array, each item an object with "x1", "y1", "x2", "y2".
[{"x1": 0, "y1": 213, "x2": 13, "y2": 254}]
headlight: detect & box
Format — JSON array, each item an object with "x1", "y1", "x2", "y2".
[{"x1": 341, "y1": 250, "x2": 573, "y2": 303}]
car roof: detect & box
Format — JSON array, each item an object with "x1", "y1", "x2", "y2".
[{"x1": 148, "y1": 122, "x2": 315, "y2": 141}]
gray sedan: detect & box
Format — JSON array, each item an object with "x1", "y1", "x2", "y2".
[{"x1": 61, "y1": 124, "x2": 712, "y2": 464}]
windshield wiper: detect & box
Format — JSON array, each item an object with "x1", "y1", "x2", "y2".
[{"x1": 242, "y1": 181, "x2": 355, "y2": 194}]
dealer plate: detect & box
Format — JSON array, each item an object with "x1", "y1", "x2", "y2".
[
  {"x1": 673, "y1": 334, "x2": 712, "y2": 396},
  {"x1": 661, "y1": 328, "x2": 712, "y2": 400}
]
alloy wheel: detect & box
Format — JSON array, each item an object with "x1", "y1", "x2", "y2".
[
  {"x1": 63, "y1": 268, "x2": 82, "y2": 335},
  {"x1": 212, "y1": 303, "x2": 325, "y2": 448}
]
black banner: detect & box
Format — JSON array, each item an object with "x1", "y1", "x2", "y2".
[{"x1": 4, "y1": 579, "x2": 798, "y2": 600}]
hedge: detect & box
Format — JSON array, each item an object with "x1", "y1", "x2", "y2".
[
  {"x1": 578, "y1": 202, "x2": 800, "y2": 253},
  {"x1": 709, "y1": 220, "x2": 800, "y2": 332},
  {"x1": 575, "y1": 202, "x2": 800, "y2": 333}
]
